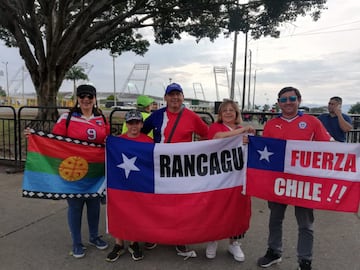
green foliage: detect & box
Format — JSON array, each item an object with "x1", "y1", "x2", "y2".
[
  {"x1": 0, "y1": 0, "x2": 328, "y2": 115},
  {"x1": 310, "y1": 106, "x2": 327, "y2": 113},
  {"x1": 65, "y1": 66, "x2": 88, "y2": 82},
  {"x1": 0, "y1": 87, "x2": 6, "y2": 97},
  {"x1": 107, "y1": 95, "x2": 115, "y2": 101},
  {"x1": 349, "y1": 102, "x2": 360, "y2": 114},
  {"x1": 263, "y1": 104, "x2": 270, "y2": 111}
]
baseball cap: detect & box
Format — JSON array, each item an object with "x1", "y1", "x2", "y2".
[
  {"x1": 125, "y1": 110, "x2": 143, "y2": 122},
  {"x1": 76, "y1": 84, "x2": 96, "y2": 96},
  {"x1": 137, "y1": 95, "x2": 154, "y2": 107},
  {"x1": 165, "y1": 83, "x2": 183, "y2": 95}
]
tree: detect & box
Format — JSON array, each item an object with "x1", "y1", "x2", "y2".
[
  {"x1": 0, "y1": 0, "x2": 327, "y2": 120},
  {"x1": 349, "y1": 102, "x2": 360, "y2": 114},
  {"x1": 65, "y1": 65, "x2": 89, "y2": 99},
  {"x1": 0, "y1": 86, "x2": 6, "y2": 97}
]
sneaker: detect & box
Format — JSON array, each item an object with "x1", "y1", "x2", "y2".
[
  {"x1": 89, "y1": 236, "x2": 108, "y2": 250},
  {"x1": 228, "y1": 240, "x2": 245, "y2": 262},
  {"x1": 144, "y1": 242, "x2": 157, "y2": 250},
  {"x1": 206, "y1": 241, "x2": 218, "y2": 259},
  {"x1": 298, "y1": 259, "x2": 312, "y2": 270},
  {"x1": 175, "y1": 245, "x2": 188, "y2": 253},
  {"x1": 71, "y1": 244, "x2": 85, "y2": 259},
  {"x1": 128, "y1": 242, "x2": 144, "y2": 261},
  {"x1": 106, "y1": 244, "x2": 125, "y2": 262},
  {"x1": 257, "y1": 248, "x2": 282, "y2": 268}
]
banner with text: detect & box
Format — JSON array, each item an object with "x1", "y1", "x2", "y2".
[
  {"x1": 247, "y1": 136, "x2": 360, "y2": 212},
  {"x1": 106, "y1": 135, "x2": 251, "y2": 245}
]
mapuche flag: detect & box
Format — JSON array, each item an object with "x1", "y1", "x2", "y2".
[
  {"x1": 106, "y1": 135, "x2": 251, "y2": 245},
  {"x1": 23, "y1": 131, "x2": 106, "y2": 199},
  {"x1": 246, "y1": 136, "x2": 360, "y2": 213}
]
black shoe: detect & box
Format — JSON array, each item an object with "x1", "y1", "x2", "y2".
[
  {"x1": 298, "y1": 259, "x2": 312, "y2": 270},
  {"x1": 128, "y1": 242, "x2": 144, "y2": 261},
  {"x1": 257, "y1": 248, "x2": 282, "y2": 268},
  {"x1": 144, "y1": 242, "x2": 157, "y2": 250},
  {"x1": 175, "y1": 245, "x2": 188, "y2": 253},
  {"x1": 106, "y1": 244, "x2": 125, "y2": 262}
]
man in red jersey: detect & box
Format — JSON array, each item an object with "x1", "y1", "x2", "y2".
[
  {"x1": 142, "y1": 82, "x2": 209, "y2": 257},
  {"x1": 257, "y1": 87, "x2": 331, "y2": 270}
]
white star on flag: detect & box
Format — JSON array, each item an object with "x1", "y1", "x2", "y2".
[
  {"x1": 117, "y1": 153, "x2": 140, "y2": 178},
  {"x1": 257, "y1": 146, "x2": 274, "y2": 162}
]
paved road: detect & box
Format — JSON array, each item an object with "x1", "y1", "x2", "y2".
[{"x1": 0, "y1": 166, "x2": 359, "y2": 270}]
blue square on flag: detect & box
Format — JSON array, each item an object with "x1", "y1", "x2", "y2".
[
  {"x1": 248, "y1": 136, "x2": 286, "y2": 172},
  {"x1": 106, "y1": 136, "x2": 155, "y2": 193}
]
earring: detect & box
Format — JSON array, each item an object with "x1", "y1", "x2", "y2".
[
  {"x1": 94, "y1": 104, "x2": 97, "y2": 108},
  {"x1": 77, "y1": 104, "x2": 80, "y2": 108}
]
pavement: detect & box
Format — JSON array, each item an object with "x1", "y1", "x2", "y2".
[{"x1": 0, "y1": 165, "x2": 359, "y2": 270}]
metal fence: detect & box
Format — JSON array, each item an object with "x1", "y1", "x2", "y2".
[{"x1": 0, "y1": 105, "x2": 359, "y2": 171}]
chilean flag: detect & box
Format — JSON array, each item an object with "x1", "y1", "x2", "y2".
[
  {"x1": 106, "y1": 135, "x2": 251, "y2": 245},
  {"x1": 246, "y1": 136, "x2": 360, "y2": 213}
]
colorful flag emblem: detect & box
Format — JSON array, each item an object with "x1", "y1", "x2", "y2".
[{"x1": 22, "y1": 131, "x2": 106, "y2": 199}]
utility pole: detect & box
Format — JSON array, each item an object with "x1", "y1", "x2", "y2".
[
  {"x1": 111, "y1": 54, "x2": 117, "y2": 107},
  {"x1": 241, "y1": 32, "x2": 248, "y2": 111},
  {"x1": 252, "y1": 69, "x2": 257, "y2": 111},
  {"x1": 247, "y1": 49, "x2": 252, "y2": 110},
  {"x1": 230, "y1": 31, "x2": 238, "y2": 100}
]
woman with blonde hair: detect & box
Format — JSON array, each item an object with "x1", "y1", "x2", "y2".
[{"x1": 206, "y1": 99, "x2": 255, "y2": 262}]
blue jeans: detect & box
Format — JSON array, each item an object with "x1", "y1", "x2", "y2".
[
  {"x1": 67, "y1": 197, "x2": 101, "y2": 247},
  {"x1": 267, "y1": 202, "x2": 314, "y2": 261}
]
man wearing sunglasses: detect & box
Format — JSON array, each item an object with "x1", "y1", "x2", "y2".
[
  {"x1": 257, "y1": 87, "x2": 331, "y2": 270},
  {"x1": 318, "y1": 96, "x2": 352, "y2": 142}
]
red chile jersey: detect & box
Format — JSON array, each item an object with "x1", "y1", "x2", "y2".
[
  {"x1": 120, "y1": 133, "x2": 153, "y2": 143},
  {"x1": 208, "y1": 122, "x2": 242, "y2": 139},
  {"x1": 52, "y1": 112, "x2": 110, "y2": 144},
  {"x1": 142, "y1": 107, "x2": 209, "y2": 143},
  {"x1": 263, "y1": 112, "x2": 331, "y2": 141}
]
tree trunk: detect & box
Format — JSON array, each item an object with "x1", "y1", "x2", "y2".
[{"x1": 36, "y1": 77, "x2": 61, "y2": 121}]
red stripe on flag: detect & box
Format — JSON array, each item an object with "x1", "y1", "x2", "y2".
[
  {"x1": 107, "y1": 186, "x2": 251, "y2": 245},
  {"x1": 246, "y1": 168, "x2": 360, "y2": 213},
  {"x1": 27, "y1": 134, "x2": 104, "y2": 163}
]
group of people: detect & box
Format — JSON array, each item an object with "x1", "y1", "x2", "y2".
[{"x1": 36, "y1": 82, "x2": 352, "y2": 270}]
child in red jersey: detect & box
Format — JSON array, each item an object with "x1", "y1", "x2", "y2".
[{"x1": 106, "y1": 109, "x2": 152, "y2": 263}]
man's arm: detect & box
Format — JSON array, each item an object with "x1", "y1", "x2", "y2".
[{"x1": 334, "y1": 106, "x2": 352, "y2": 132}]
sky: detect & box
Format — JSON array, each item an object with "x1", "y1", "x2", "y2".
[{"x1": 0, "y1": 0, "x2": 360, "y2": 110}]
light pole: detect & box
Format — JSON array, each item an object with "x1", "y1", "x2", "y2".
[
  {"x1": 1, "y1": 61, "x2": 9, "y2": 104},
  {"x1": 110, "y1": 54, "x2": 117, "y2": 107},
  {"x1": 247, "y1": 49, "x2": 252, "y2": 110},
  {"x1": 252, "y1": 69, "x2": 257, "y2": 111},
  {"x1": 241, "y1": 32, "x2": 248, "y2": 111},
  {"x1": 230, "y1": 31, "x2": 238, "y2": 100}
]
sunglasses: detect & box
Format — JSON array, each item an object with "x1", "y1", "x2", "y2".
[
  {"x1": 79, "y1": 93, "x2": 94, "y2": 99},
  {"x1": 278, "y1": 96, "x2": 297, "y2": 103}
]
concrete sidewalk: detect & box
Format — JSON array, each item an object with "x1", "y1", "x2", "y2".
[{"x1": 0, "y1": 166, "x2": 359, "y2": 270}]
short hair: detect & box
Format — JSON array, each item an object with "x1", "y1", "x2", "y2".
[
  {"x1": 278, "y1": 86, "x2": 302, "y2": 100},
  {"x1": 216, "y1": 99, "x2": 242, "y2": 125},
  {"x1": 330, "y1": 96, "x2": 342, "y2": 104}
]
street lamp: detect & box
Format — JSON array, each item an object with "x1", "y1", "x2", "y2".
[{"x1": 110, "y1": 54, "x2": 117, "y2": 107}]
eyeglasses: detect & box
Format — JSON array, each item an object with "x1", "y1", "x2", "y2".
[
  {"x1": 79, "y1": 94, "x2": 94, "y2": 99},
  {"x1": 278, "y1": 96, "x2": 297, "y2": 103}
]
